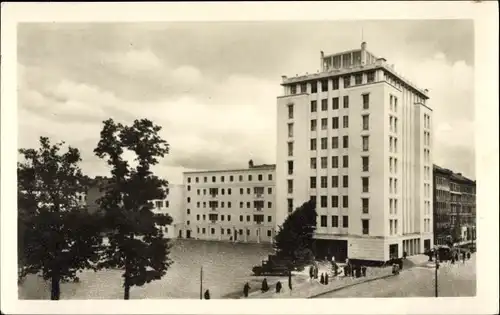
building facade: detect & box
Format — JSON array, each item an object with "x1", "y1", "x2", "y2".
[
  {"x1": 151, "y1": 184, "x2": 185, "y2": 239},
  {"x1": 276, "y1": 42, "x2": 433, "y2": 263},
  {"x1": 178, "y1": 161, "x2": 276, "y2": 243},
  {"x1": 433, "y1": 165, "x2": 476, "y2": 245}
]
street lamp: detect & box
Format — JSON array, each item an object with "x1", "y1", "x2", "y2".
[{"x1": 434, "y1": 251, "x2": 440, "y2": 297}]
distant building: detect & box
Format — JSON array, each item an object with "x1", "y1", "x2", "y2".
[
  {"x1": 178, "y1": 161, "x2": 276, "y2": 243},
  {"x1": 433, "y1": 165, "x2": 476, "y2": 245},
  {"x1": 151, "y1": 184, "x2": 185, "y2": 239},
  {"x1": 276, "y1": 42, "x2": 433, "y2": 263}
]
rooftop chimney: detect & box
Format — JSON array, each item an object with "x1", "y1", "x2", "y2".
[{"x1": 248, "y1": 159, "x2": 254, "y2": 168}]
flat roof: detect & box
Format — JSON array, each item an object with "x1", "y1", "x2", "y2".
[{"x1": 184, "y1": 164, "x2": 276, "y2": 175}]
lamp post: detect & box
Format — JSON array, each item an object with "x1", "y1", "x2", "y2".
[
  {"x1": 434, "y1": 251, "x2": 440, "y2": 297},
  {"x1": 200, "y1": 266, "x2": 203, "y2": 300}
]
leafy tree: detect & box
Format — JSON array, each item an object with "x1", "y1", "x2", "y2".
[
  {"x1": 273, "y1": 200, "x2": 317, "y2": 265},
  {"x1": 94, "y1": 118, "x2": 173, "y2": 300},
  {"x1": 18, "y1": 137, "x2": 102, "y2": 300}
]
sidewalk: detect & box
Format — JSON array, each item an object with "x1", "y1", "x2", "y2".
[{"x1": 245, "y1": 264, "x2": 393, "y2": 299}]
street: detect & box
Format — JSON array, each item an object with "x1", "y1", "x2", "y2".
[{"x1": 316, "y1": 254, "x2": 476, "y2": 298}]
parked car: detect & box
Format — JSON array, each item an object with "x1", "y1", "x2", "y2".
[{"x1": 252, "y1": 255, "x2": 291, "y2": 276}]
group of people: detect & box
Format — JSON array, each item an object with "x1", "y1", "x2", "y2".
[
  {"x1": 241, "y1": 275, "x2": 293, "y2": 298},
  {"x1": 450, "y1": 249, "x2": 472, "y2": 264}
]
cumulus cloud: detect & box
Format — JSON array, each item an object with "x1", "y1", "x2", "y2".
[{"x1": 17, "y1": 21, "x2": 475, "y2": 182}]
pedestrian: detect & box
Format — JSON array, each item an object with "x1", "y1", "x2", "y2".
[
  {"x1": 403, "y1": 251, "x2": 408, "y2": 260},
  {"x1": 361, "y1": 265, "x2": 367, "y2": 277},
  {"x1": 276, "y1": 281, "x2": 282, "y2": 293},
  {"x1": 288, "y1": 270, "x2": 293, "y2": 291},
  {"x1": 243, "y1": 282, "x2": 250, "y2": 298},
  {"x1": 455, "y1": 252, "x2": 459, "y2": 261},
  {"x1": 261, "y1": 278, "x2": 269, "y2": 292},
  {"x1": 320, "y1": 273, "x2": 325, "y2": 284},
  {"x1": 333, "y1": 263, "x2": 338, "y2": 277},
  {"x1": 355, "y1": 265, "x2": 361, "y2": 278},
  {"x1": 325, "y1": 273, "x2": 329, "y2": 285},
  {"x1": 462, "y1": 252, "x2": 466, "y2": 263},
  {"x1": 398, "y1": 258, "x2": 403, "y2": 271},
  {"x1": 309, "y1": 265, "x2": 314, "y2": 280},
  {"x1": 467, "y1": 252, "x2": 471, "y2": 259},
  {"x1": 204, "y1": 289, "x2": 210, "y2": 300},
  {"x1": 314, "y1": 265, "x2": 318, "y2": 279}
]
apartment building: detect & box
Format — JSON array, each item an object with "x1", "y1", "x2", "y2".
[
  {"x1": 433, "y1": 165, "x2": 476, "y2": 245},
  {"x1": 151, "y1": 184, "x2": 185, "y2": 239},
  {"x1": 177, "y1": 161, "x2": 276, "y2": 243},
  {"x1": 276, "y1": 42, "x2": 433, "y2": 263}
]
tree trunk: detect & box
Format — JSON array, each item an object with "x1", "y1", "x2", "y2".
[
  {"x1": 124, "y1": 280, "x2": 130, "y2": 300},
  {"x1": 51, "y1": 273, "x2": 61, "y2": 300}
]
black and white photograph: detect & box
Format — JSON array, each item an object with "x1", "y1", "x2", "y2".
[{"x1": 1, "y1": 2, "x2": 498, "y2": 314}]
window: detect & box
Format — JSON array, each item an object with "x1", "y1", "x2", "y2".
[
  {"x1": 288, "y1": 123, "x2": 293, "y2": 137},
  {"x1": 362, "y1": 136, "x2": 369, "y2": 151},
  {"x1": 321, "y1": 215, "x2": 327, "y2": 227},
  {"x1": 287, "y1": 199, "x2": 293, "y2": 213},
  {"x1": 212, "y1": 176, "x2": 216, "y2": 183},
  {"x1": 389, "y1": 178, "x2": 393, "y2": 194},
  {"x1": 343, "y1": 96, "x2": 349, "y2": 108},
  {"x1": 187, "y1": 197, "x2": 191, "y2": 203},
  {"x1": 258, "y1": 174, "x2": 263, "y2": 181},
  {"x1": 332, "y1": 196, "x2": 339, "y2": 207},
  {"x1": 394, "y1": 138, "x2": 398, "y2": 153},
  {"x1": 362, "y1": 94, "x2": 369, "y2": 109},
  {"x1": 268, "y1": 174, "x2": 272, "y2": 181},
  {"x1": 288, "y1": 104, "x2": 294, "y2": 119},
  {"x1": 321, "y1": 157, "x2": 328, "y2": 169},
  {"x1": 332, "y1": 117, "x2": 339, "y2": 129},
  {"x1": 247, "y1": 215, "x2": 251, "y2": 222},
  {"x1": 186, "y1": 208, "x2": 191, "y2": 215},
  {"x1": 310, "y1": 157, "x2": 317, "y2": 169},
  {"x1": 221, "y1": 188, "x2": 225, "y2": 195},
  {"x1": 239, "y1": 175, "x2": 243, "y2": 181},
  {"x1": 394, "y1": 97, "x2": 398, "y2": 112},
  {"x1": 367, "y1": 71, "x2": 375, "y2": 83},
  {"x1": 343, "y1": 76, "x2": 351, "y2": 88},
  {"x1": 343, "y1": 195, "x2": 348, "y2": 208},
  {"x1": 311, "y1": 119, "x2": 317, "y2": 131},
  {"x1": 311, "y1": 100, "x2": 317, "y2": 113},
  {"x1": 343, "y1": 116, "x2": 349, "y2": 128},
  {"x1": 267, "y1": 230, "x2": 272, "y2": 237},
  {"x1": 268, "y1": 187, "x2": 272, "y2": 194},
  {"x1": 362, "y1": 115, "x2": 369, "y2": 130},
  {"x1": 343, "y1": 155, "x2": 349, "y2": 168},
  {"x1": 311, "y1": 81, "x2": 317, "y2": 93},
  {"x1": 332, "y1": 215, "x2": 339, "y2": 227},
  {"x1": 155, "y1": 200, "x2": 163, "y2": 208},
  {"x1": 321, "y1": 118, "x2": 328, "y2": 130},
  {"x1": 268, "y1": 202, "x2": 272, "y2": 209},
  {"x1": 288, "y1": 161, "x2": 294, "y2": 175},
  {"x1": 197, "y1": 214, "x2": 200, "y2": 221},
  {"x1": 310, "y1": 138, "x2": 317, "y2": 150},
  {"x1": 342, "y1": 216, "x2": 349, "y2": 228},
  {"x1": 332, "y1": 137, "x2": 339, "y2": 149},
  {"x1": 310, "y1": 195, "x2": 317, "y2": 204},
  {"x1": 332, "y1": 78, "x2": 339, "y2": 90},
  {"x1": 362, "y1": 198, "x2": 369, "y2": 213},
  {"x1": 310, "y1": 177, "x2": 317, "y2": 189},
  {"x1": 290, "y1": 85, "x2": 296, "y2": 95},
  {"x1": 342, "y1": 176, "x2": 349, "y2": 188},
  {"x1": 287, "y1": 180, "x2": 293, "y2": 194},
  {"x1": 187, "y1": 177, "x2": 191, "y2": 183},
  {"x1": 321, "y1": 80, "x2": 328, "y2": 92},
  {"x1": 187, "y1": 185, "x2": 191, "y2": 191},
  {"x1": 355, "y1": 74, "x2": 362, "y2": 85},
  {"x1": 332, "y1": 156, "x2": 338, "y2": 168},
  {"x1": 362, "y1": 156, "x2": 369, "y2": 172},
  {"x1": 204, "y1": 176, "x2": 208, "y2": 183},
  {"x1": 332, "y1": 97, "x2": 339, "y2": 110},
  {"x1": 321, "y1": 196, "x2": 328, "y2": 208},
  {"x1": 268, "y1": 215, "x2": 272, "y2": 222},
  {"x1": 320, "y1": 176, "x2": 327, "y2": 188},
  {"x1": 332, "y1": 176, "x2": 339, "y2": 188},
  {"x1": 321, "y1": 137, "x2": 328, "y2": 150},
  {"x1": 362, "y1": 219, "x2": 369, "y2": 235},
  {"x1": 300, "y1": 83, "x2": 307, "y2": 94},
  {"x1": 343, "y1": 136, "x2": 349, "y2": 148},
  {"x1": 389, "y1": 136, "x2": 393, "y2": 152},
  {"x1": 248, "y1": 175, "x2": 252, "y2": 181},
  {"x1": 394, "y1": 118, "x2": 398, "y2": 133},
  {"x1": 321, "y1": 99, "x2": 328, "y2": 111},
  {"x1": 240, "y1": 188, "x2": 244, "y2": 195},
  {"x1": 362, "y1": 177, "x2": 369, "y2": 192}
]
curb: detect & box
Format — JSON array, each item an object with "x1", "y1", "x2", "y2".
[{"x1": 307, "y1": 274, "x2": 395, "y2": 298}]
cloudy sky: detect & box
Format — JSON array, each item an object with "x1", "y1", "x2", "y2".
[{"x1": 17, "y1": 20, "x2": 475, "y2": 183}]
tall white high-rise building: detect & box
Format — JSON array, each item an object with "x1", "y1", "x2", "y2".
[{"x1": 276, "y1": 42, "x2": 433, "y2": 263}]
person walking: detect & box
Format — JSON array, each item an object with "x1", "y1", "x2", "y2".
[
  {"x1": 288, "y1": 270, "x2": 293, "y2": 291},
  {"x1": 261, "y1": 278, "x2": 269, "y2": 293},
  {"x1": 361, "y1": 265, "x2": 367, "y2": 277},
  {"x1": 325, "y1": 273, "x2": 329, "y2": 285},
  {"x1": 309, "y1": 265, "x2": 314, "y2": 281},
  {"x1": 243, "y1": 282, "x2": 250, "y2": 298},
  {"x1": 320, "y1": 273, "x2": 325, "y2": 284},
  {"x1": 462, "y1": 251, "x2": 466, "y2": 263},
  {"x1": 275, "y1": 281, "x2": 282, "y2": 293},
  {"x1": 204, "y1": 289, "x2": 210, "y2": 300}
]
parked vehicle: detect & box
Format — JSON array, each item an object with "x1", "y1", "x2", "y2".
[{"x1": 252, "y1": 255, "x2": 291, "y2": 276}]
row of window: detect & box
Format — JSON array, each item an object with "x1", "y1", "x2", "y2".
[
  {"x1": 193, "y1": 200, "x2": 273, "y2": 209},
  {"x1": 424, "y1": 200, "x2": 431, "y2": 215},
  {"x1": 389, "y1": 157, "x2": 398, "y2": 174},
  {"x1": 189, "y1": 213, "x2": 273, "y2": 224},
  {"x1": 308, "y1": 155, "x2": 371, "y2": 171},
  {"x1": 424, "y1": 148, "x2": 431, "y2": 163},
  {"x1": 389, "y1": 115, "x2": 398, "y2": 133},
  {"x1": 319, "y1": 215, "x2": 349, "y2": 228},
  {"x1": 423, "y1": 113, "x2": 431, "y2": 129},
  {"x1": 196, "y1": 227, "x2": 274, "y2": 238},
  {"x1": 423, "y1": 218, "x2": 432, "y2": 233},
  {"x1": 423, "y1": 131, "x2": 431, "y2": 146},
  {"x1": 187, "y1": 173, "x2": 273, "y2": 184},
  {"x1": 389, "y1": 95, "x2": 399, "y2": 113},
  {"x1": 155, "y1": 200, "x2": 170, "y2": 208},
  {"x1": 389, "y1": 178, "x2": 399, "y2": 194},
  {"x1": 289, "y1": 72, "x2": 376, "y2": 95},
  {"x1": 424, "y1": 166, "x2": 431, "y2": 180},
  {"x1": 389, "y1": 198, "x2": 399, "y2": 215},
  {"x1": 424, "y1": 183, "x2": 431, "y2": 198},
  {"x1": 389, "y1": 219, "x2": 399, "y2": 235},
  {"x1": 310, "y1": 173, "x2": 373, "y2": 189},
  {"x1": 389, "y1": 136, "x2": 398, "y2": 153},
  {"x1": 192, "y1": 187, "x2": 273, "y2": 197}
]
